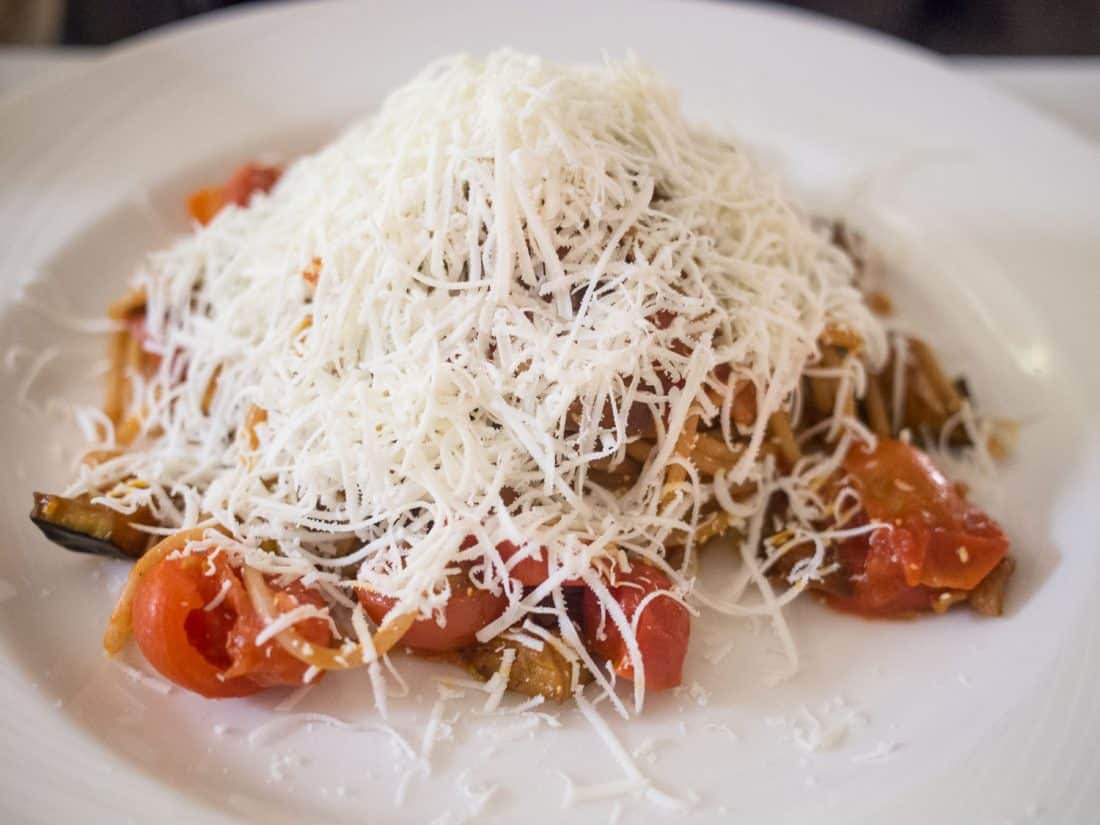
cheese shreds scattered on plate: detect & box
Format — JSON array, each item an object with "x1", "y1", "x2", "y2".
[{"x1": 71, "y1": 50, "x2": 889, "y2": 707}]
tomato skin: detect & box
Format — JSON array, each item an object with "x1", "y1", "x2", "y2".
[
  {"x1": 493, "y1": 540, "x2": 583, "y2": 588},
  {"x1": 830, "y1": 527, "x2": 938, "y2": 616},
  {"x1": 131, "y1": 552, "x2": 330, "y2": 698},
  {"x1": 132, "y1": 553, "x2": 257, "y2": 698},
  {"x1": 186, "y1": 163, "x2": 281, "y2": 225},
  {"x1": 357, "y1": 568, "x2": 507, "y2": 653},
  {"x1": 222, "y1": 163, "x2": 281, "y2": 207},
  {"x1": 458, "y1": 534, "x2": 582, "y2": 588},
  {"x1": 495, "y1": 541, "x2": 547, "y2": 587},
  {"x1": 581, "y1": 560, "x2": 690, "y2": 692},
  {"x1": 826, "y1": 439, "x2": 1009, "y2": 617}
]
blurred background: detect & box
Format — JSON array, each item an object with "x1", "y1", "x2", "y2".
[{"x1": 1, "y1": 0, "x2": 1099, "y2": 54}]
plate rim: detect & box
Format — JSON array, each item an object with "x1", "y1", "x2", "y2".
[{"x1": 1, "y1": 3, "x2": 1098, "y2": 824}]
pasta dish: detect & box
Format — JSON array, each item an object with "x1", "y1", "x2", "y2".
[{"x1": 29, "y1": 52, "x2": 1014, "y2": 711}]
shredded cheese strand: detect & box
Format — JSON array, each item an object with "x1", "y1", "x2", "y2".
[{"x1": 82, "y1": 51, "x2": 889, "y2": 705}]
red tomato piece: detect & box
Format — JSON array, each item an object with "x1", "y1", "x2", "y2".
[
  {"x1": 495, "y1": 540, "x2": 547, "y2": 587},
  {"x1": 494, "y1": 540, "x2": 583, "y2": 588},
  {"x1": 581, "y1": 559, "x2": 690, "y2": 691},
  {"x1": 131, "y1": 551, "x2": 330, "y2": 698},
  {"x1": 186, "y1": 163, "x2": 281, "y2": 225},
  {"x1": 357, "y1": 567, "x2": 507, "y2": 652},
  {"x1": 222, "y1": 163, "x2": 281, "y2": 207},
  {"x1": 826, "y1": 439, "x2": 1009, "y2": 617},
  {"x1": 457, "y1": 534, "x2": 582, "y2": 588},
  {"x1": 830, "y1": 527, "x2": 938, "y2": 616}
]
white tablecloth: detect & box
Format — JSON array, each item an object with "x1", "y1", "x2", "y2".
[{"x1": 2, "y1": 47, "x2": 1098, "y2": 145}]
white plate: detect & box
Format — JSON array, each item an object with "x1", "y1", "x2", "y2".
[{"x1": 1, "y1": 2, "x2": 1098, "y2": 823}]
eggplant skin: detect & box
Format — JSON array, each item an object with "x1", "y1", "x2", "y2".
[{"x1": 30, "y1": 493, "x2": 151, "y2": 560}]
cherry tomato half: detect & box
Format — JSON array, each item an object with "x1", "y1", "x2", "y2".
[
  {"x1": 826, "y1": 439, "x2": 1009, "y2": 617},
  {"x1": 582, "y1": 559, "x2": 690, "y2": 691},
  {"x1": 357, "y1": 567, "x2": 507, "y2": 653},
  {"x1": 131, "y1": 551, "x2": 330, "y2": 698}
]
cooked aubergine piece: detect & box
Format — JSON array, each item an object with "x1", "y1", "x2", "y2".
[
  {"x1": 768, "y1": 542, "x2": 852, "y2": 600},
  {"x1": 30, "y1": 493, "x2": 153, "y2": 560},
  {"x1": 461, "y1": 636, "x2": 589, "y2": 703},
  {"x1": 967, "y1": 556, "x2": 1016, "y2": 617}
]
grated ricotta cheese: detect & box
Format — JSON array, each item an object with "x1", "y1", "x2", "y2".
[{"x1": 70, "y1": 50, "x2": 888, "y2": 708}]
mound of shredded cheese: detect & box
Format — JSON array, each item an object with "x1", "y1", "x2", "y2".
[{"x1": 71, "y1": 51, "x2": 889, "y2": 707}]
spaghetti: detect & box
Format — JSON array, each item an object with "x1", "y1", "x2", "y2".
[{"x1": 30, "y1": 52, "x2": 1013, "y2": 708}]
